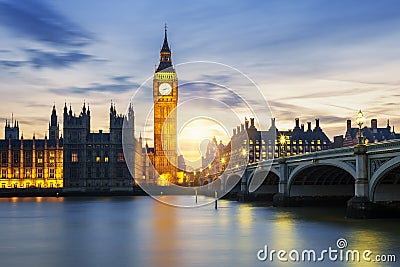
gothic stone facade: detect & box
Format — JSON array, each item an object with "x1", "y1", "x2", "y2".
[
  {"x1": 63, "y1": 102, "x2": 142, "y2": 191},
  {"x1": 0, "y1": 106, "x2": 63, "y2": 188}
]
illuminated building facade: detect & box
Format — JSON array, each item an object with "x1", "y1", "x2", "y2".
[
  {"x1": 151, "y1": 27, "x2": 178, "y2": 184},
  {"x1": 63, "y1": 102, "x2": 142, "y2": 191},
  {"x1": 214, "y1": 117, "x2": 332, "y2": 170},
  {"x1": 277, "y1": 118, "x2": 331, "y2": 156},
  {"x1": 0, "y1": 106, "x2": 63, "y2": 188}
]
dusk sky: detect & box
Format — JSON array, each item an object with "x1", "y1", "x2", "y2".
[{"x1": 1, "y1": 0, "x2": 400, "y2": 146}]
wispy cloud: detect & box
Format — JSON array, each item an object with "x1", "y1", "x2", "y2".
[
  {"x1": 25, "y1": 49, "x2": 94, "y2": 69},
  {"x1": 273, "y1": 87, "x2": 369, "y2": 102},
  {"x1": 0, "y1": 0, "x2": 399, "y2": 141},
  {"x1": 326, "y1": 79, "x2": 400, "y2": 87},
  {"x1": 65, "y1": 84, "x2": 135, "y2": 94},
  {"x1": 50, "y1": 76, "x2": 141, "y2": 95},
  {"x1": 179, "y1": 81, "x2": 244, "y2": 108},
  {"x1": 0, "y1": 60, "x2": 27, "y2": 68},
  {"x1": 112, "y1": 76, "x2": 135, "y2": 83},
  {"x1": 18, "y1": 117, "x2": 49, "y2": 127},
  {"x1": 0, "y1": 0, "x2": 92, "y2": 47},
  {"x1": 267, "y1": 100, "x2": 343, "y2": 123},
  {"x1": 17, "y1": 102, "x2": 54, "y2": 109},
  {"x1": 0, "y1": 49, "x2": 97, "y2": 69},
  {"x1": 326, "y1": 104, "x2": 358, "y2": 112},
  {"x1": 0, "y1": 1, "x2": 97, "y2": 71}
]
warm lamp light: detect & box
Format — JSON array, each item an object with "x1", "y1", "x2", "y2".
[
  {"x1": 356, "y1": 110, "x2": 366, "y2": 145},
  {"x1": 279, "y1": 134, "x2": 287, "y2": 146},
  {"x1": 356, "y1": 110, "x2": 366, "y2": 128},
  {"x1": 279, "y1": 134, "x2": 287, "y2": 158}
]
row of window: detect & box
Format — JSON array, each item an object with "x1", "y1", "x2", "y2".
[
  {"x1": 0, "y1": 168, "x2": 58, "y2": 179},
  {"x1": 87, "y1": 167, "x2": 108, "y2": 178},
  {"x1": 86, "y1": 167, "x2": 126, "y2": 178},
  {"x1": 246, "y1": 145, "x2": 326, "y2": 153},
  {"x1": 87, "y1": 144, "x2": 109, "y2": 148},
  {"x1": 70, "y1": 152, "x2": 124, "y2": 163},
  {"x1": 232, "y1": 144, "x2": 328, "y2": 156},
  {"x1": 67, "y1": 182, "x2": 129, "y2": 188},
  {"x1": 0, "y1": 151, "x2": 58, "y2": 164},
  {"x1": 225, "y1": 144, "x2": 329, "y2": 167},
  {"x1": 68, "y1": 167, "x2": 128, "y2": 179},
  {"x1": 1, "y1": 182, "x2": 61, "y2": 189},
  {"x1": 243, "y1": 139, "x2": 328, "y2": 145}
]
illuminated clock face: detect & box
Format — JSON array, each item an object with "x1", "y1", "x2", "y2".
[{"x1": 159, "y1": 83, "x2": 172, "y2": 95}]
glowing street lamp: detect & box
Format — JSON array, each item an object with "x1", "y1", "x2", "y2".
[
  {"x1": 241, "y1": 148, "x2": 247, "y2": 166},
  {"x1": 220, "y1": 157, "x2": 226, "y2": 170},
  {"x1": 279, "y1": 134, "x2": 287, "y2": 158},
  {"x1": 356, "y1": 110, "x2": 366, "y2": 145}
]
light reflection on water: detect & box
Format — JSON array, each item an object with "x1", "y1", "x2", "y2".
[{"x1": 0, "y1": 196, "x2": 398, "y2": 267}]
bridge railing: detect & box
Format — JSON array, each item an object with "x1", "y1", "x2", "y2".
[
  {"x1": 366, "y1": 139, "x2": 400, "y2": 154},
  {"x1": 200, "y1": 139, "x2": 400, "y2": 177}
]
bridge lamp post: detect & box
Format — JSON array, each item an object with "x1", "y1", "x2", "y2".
[
  {"x1": 241, "y1": 148, "x2": 247, "y2": 166},
  {"x1": 198, "y1": 168, "x2": 203, "y2": 186},
  {"x1": 279, "y1": 134, "x2": 287, "y2": 158},
  {"x1": 220, "y1": 157, "x2": 226, "y2": 171},
  {"x1": 356, "y1": 110, "x2": 366, "y2": 145},
  {"x1": 192, "y1": 171, "x2": 196, "y2": 187}
]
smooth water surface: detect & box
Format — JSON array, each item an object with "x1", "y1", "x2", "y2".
[{"x1": 0, "y1": 196, "x2": 398, "y2": 267}]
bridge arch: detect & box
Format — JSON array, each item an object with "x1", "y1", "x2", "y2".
[
  {"x1": 247, "y1": 166, "x2": 279, "y2": 189},
  {"x1": 288, "y1": 160, "x2": 356, "y2": 184},
  {"x1": 210, "y1": 178, "x2": 221, "y2": 192},
  {"x1": 225, "y1": 174, "x2": 242, "y2": 195},
  {"x1": 267, "y1": 167, "x2": 280, "y2": 178},
  {"x1": 370, "y1": 155, "x2": 400, "y2": 202},
  {"x1": 288, "y1": 161, "x2": 355, "y2": 197},
  {"x1": 250, "y1": 170, "x2": 279, "y2": 196}
]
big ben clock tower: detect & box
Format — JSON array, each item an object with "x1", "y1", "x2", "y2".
[{"x1": 153, "y1": 25, "x2": 178, "y2": 184}]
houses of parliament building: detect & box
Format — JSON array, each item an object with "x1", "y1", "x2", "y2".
[
  {"x1": 0, "y1": 28, "x2": 175, "y2": 191},
  {"x1": 0, "y1": 28, "x2": 178, "y2": 191},
  {"x1": 0, "y1": 102, "x2": 143, "y2": 191}
]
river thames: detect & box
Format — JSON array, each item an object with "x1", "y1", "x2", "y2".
[{"x1": 0, "y1": 196, "x2": 398, "y2": 267}]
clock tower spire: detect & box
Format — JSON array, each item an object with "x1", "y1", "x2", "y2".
[
  {"x1": 152, "y1": 25, "x2": 178, "y2": 185},
  {"x1": 157, "y1": 23, "x2": 174, "y2": 72}
]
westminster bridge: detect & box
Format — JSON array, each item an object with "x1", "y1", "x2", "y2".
[{"x1": 200, "y1": 140, "x2": 400, "y2": 218}]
